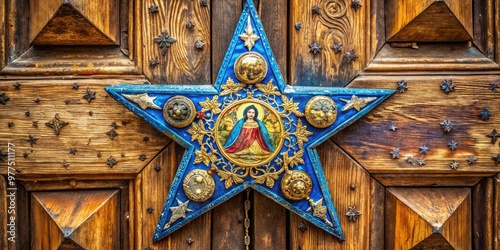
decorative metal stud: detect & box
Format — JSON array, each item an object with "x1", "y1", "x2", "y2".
[
  {"x1": 13, "y1": 82, "x2": 20, "y2": 89},
  {"x1": 345, "y1": 49, "x2": 357, "y2": 62},
  {"x1": 440, "y1": 78, "x2": 455, "y2": 94},
  {"x1": 97, "y1": 152, "x2": 102, "y2": 158},
  {"x1": 312, "y1": 5, "x2": 320, "y2": 14},
  {"x1": 107, "y1": 156, "x2": 117, "y2": 167},
  {"x1": 7, "y1": 122, "x2": 13, "y2": 128},
  {"x1": 440, "y1": 120, "x2": 454, "y2": 133},
  {"x1": 448, "y1": 140, "x2": 458, "y2": 150},
  {"x1": 83, "y1": 87, "x2": 96, "y2": 103},
  {"x1": 294, "y1": 22, "x2": 302, "y2": 30},
  {"x1": 486, "y1": 129, "x2": 499, "y2": 144},
  {"x1": 309, "y1": 40, "x2": 322, "y2": 55},
  {"x1": 350, "y1": 184, "x2": 356, "y2": 190},
  {"x1": 46, "y1": 114, "x2": 68, "y2": 135},
  {"x1": 149, "y1": 59, "x2": 160, "y2": 69},
  {"x1": 121, "y1": 120, "x2": 128, "y2": 126},
  {"x1": 390, "y1": 147, "x2": 400, "y2": 159},
  {"x1": 351, "y1": 0, "x2": 362, "y2": 11},
  {"x1": 331, "y1": 41, "x2": 343, "y2": 53},
  {"x1": 298, "y1": 222, "x2": 307, "y2": 232},
  {"x1": 396, "y1": 80, "x2": 408, "y2": 93},
  {"x1": 147, "y1": 207, "x2": 154, "y2": 213},
  {"x1": 69, "y1": 147, "x2": 77, "y2": 155},
  {"x1": 419, "y1": 144, "x2": 429, "y2": 154},
  {"x1": 89, "y1": 111, "x2": 94, "y2": 116},
  {"x1": 0, "y1": 93, "x2": 10, "y2": 105},
  {"x1": 186, "y1": 238, "x2": 194, "y2": 245},
  {"x1": 32, "y1": 120, "x2": 38, "y2": 128},
  {"x1": 123, "y1": 93, "x2": 161, "y2": 110},
  {"x1": 305, "y1": 96, "x2": 337, "y2": 128},
  {"x1": 163, "y1": 96, "x2": 197, "y2": 128},
  {"x1": 143, "y1": 136, "x2": 150, "y2": 143},
  {"x1": 406, "y1": 155, "x2": 414, "y2": 165},
  {"x1": 0, "y1": 149, "x2": 7, "y2": 162},
  {"x1": 149, "y1": 4, "x2": 159, "y2": 13},
  {"x1": 106, "y1": 129, "x2": 118, "y2": 139},
  {"x1": 389, "y1": 121, "x2": 397, "y2": 131},
  {"x1": 281, "y1": 170, "x2": 313, "y2": 200},
  {"x1": 200, "y1": 0, "x2": 208, "y2": 6},
  {"x1": 195, "y1": 40, "x2": 205, "y2": 49},
  {"x1": 183, "y1": 169, "x2": 216, "y2": 202},
  {"x1": 346, "y1": 206, "x2": 361, "y2": 222},
  {"x1": 417, "y1": 157, "x2": 425, "y2": 166},
  {"x1": 154, "y1": 30, "x2": 177, "y2": 56},
  {"x1": 25, "y1": 111, "x2": 30, "y2": 117},
  {"x1": 449, "y1": 160, "x2": 459, "y2": 170},
  {"x1": 28, "y1": 134, "x2": 38, "y2": 147},
  {"x1": 111, "y1": 122, "x2": 118, "y2": 129},
  {"x1": 492, "y1": 154, "x2": 500, "y2": 165},
  {"x1": 466, "y1": 155, "x2": 477, "y2": 165},
  {"x1": 64, "y1": 99, "x2": 70, "y2": 105},
  {"x1": 340, "y1": 95, "x2": 376, "y2": 112},
  {"x1": 480, "y1": 107, "x2": 492, "y2": 121},
  {"x1": 23, "y1": 152, "x2": 29, "y2": 158},
  {"x1": 34, "y1": 97, "x2": 40, "y2": 103},
  {"x1": 155, "y1": 165, "x2": 162, "y2": 172},
  {"x1": 72, "y1": 82, "x2": 79, "y2": 90},
  {"x1": 186, "y1": 20, "x2": 195, "y2": 29},
  {"x1": 121, "y1": 153, "x2": 125, "y2": 157},
  {"x1": 139, "y1": 154, "x2": 147, "y2": 161},
  {"x1": 489, "y1": 82, "x2": 498, "y2": 92},
  {"x1": 63, "y1": 160, "x2": 70, "y2": 168}
]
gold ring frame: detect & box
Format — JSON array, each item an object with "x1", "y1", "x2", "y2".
[{"x1": 163, "y1": 96, "x2": 197, "y2": 128}]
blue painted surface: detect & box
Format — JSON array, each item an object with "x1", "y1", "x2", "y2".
[{"x1": 105, "y1": 0, "x2": 394, "y2": 242}]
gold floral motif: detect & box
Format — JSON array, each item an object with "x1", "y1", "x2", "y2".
[
  {"x1": 281, "y1": 96, "x2": 304, "y2": 117},
  {"x1": 218, "y1": 168, "x2": 246, "y2": 189},
  {"x1": 256, "y1": 80, "x2": 281, "y2": 96},
  {"x1": 220, "y1": 77, "x2": 245, "y2": 96},
  {"x1": 194, "y1": 145, "x2": 218, "y2": 166},
  {"x1": 186, "y1": 120, "x2": 208, "y2": 144},
  {"x1": 200, "y1": 96, "x2": 222, "y2": 114}
]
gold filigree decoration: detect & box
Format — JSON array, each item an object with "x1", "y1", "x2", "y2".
[
  {"x1": 220, "y1": 77, "x2": 245, "y2": 96},
  {"x1": 283, "y1": 149, "x2": 305, "y2": 170},
  {"x1": 194, "y1": 145, "x2": 218, "y2": 166},
  {"x1": 218, "y1": 168, "x2": 246, "y2": 189},
  {"x1": 256, "y1": 80, "x2": 281, "y2": 96},
  {"x1": 293, "y1": 119, "x2": 313, "y2": 148},
  {"x1": 281, "y1": 96, "x2": 305, "y2": 117},
  {"x1": 200, "y1": 96, "x2": 222, "y2": 114},
  {"x1": 187, "y1": 120, "x2": 208, "y2": 144}
]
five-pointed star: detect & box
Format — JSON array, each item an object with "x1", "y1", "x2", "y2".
[
  {"x1": 340, "y1": 95, "x2": 377, "y2": 111},
  {"x1": 123, "y1": 93, "x2": 161, "y2": 110},
  {"x1": 106, "y1": 0, "x2": 394, "y2": 242}
]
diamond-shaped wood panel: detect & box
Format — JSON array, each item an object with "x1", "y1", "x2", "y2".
[
  {"x1": 386, "y1": 187, "x2": 471, "y2": 250},
  {"x1": 29, "y1": 0, "x2": 119, "y2": 45},
  {"x1": 386, "y1": 0, "x2": 472, "y2": 42},
  {"x1": 31, "y1": 189, "x2": 120, "y2": 249}
]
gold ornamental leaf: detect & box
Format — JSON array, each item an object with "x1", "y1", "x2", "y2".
[
  {"x1": 256, "y1": 80, "x2": 281, "y2": 96},
  {"x1": 186, "y1": 120, "x2": 207, "y2": 144},
  {"x1": 193, "y1": 145, "x2": 213, "y2": 166},
  {"x1": 200, "y1": 96, "x2": 222, "y2": 114},
  {"x1": 281, "y1": 96, "x2": 304, "y2": 117},
  {"x1": 283, "y1": 149, "x2": 305, "y2": 168},
  {"x1": 220, "y1": 77, "x2": 245, "y2": 96},
  {"x1": 254, "y1": 175, "x2": 266, "y2": 185},
  {"x1": 218, "y1": 170, "x2": 244, "y2": 189},
  {"x1": 265, "y1": 173, "x2": 279, "y2": 188},
  {"x1": 295, "y1": 119, "x2": 313, "y2": 148}
]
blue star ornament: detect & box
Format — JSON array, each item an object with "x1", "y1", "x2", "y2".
[{"x1": 106, "y1": 0, "x2": 394, "y2": 242}]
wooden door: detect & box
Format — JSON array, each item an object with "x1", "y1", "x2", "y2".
[{"x1": 1, "y1": 0, "x2": 499, "y2": 249}]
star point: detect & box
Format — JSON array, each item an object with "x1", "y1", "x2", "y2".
[{"x1": 123, "y1": 93, "x2": 161, "y2": 110}]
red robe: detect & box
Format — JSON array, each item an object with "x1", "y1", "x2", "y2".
[{"x1": 224, "y1": 126, "x2": 271, "y2": 153}]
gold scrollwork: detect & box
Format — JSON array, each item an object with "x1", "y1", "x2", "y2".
[{"x1": 183, "y1": 169, "x2": 215, "y2": 202}]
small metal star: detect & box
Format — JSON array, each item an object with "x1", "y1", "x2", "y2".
[
  {"x1": 466, "y1": 155, "x2": 477, "y2": 165},
  {"x1": 155, "y1": 165, "x2": 162, "y2": 172},
  {"x1": 492, "y1": 154, "x2": 500, "y2": 165},
  {"x1": 351, "y1": 0, "x2": 362, "y2": 11},
  {"x1": 32, "y1": 120, "x2": 38, "y2": 128},
  {"x1": 122, "y1": 93, "x2": 161, "y2": 110},
  {"x1": 147, "y1": 207, "x2": 154, "y2": 213},
  {"x1": 312, "y1": 5, "x2": 320, "y2": 15},
  {"x1": 419, "y1": 144, "x2": 429, "y2": 154},
  {"x1": 331, "y1": 41, "x2": 343, "y2": 53},
  {"x1": 440, "y1": 78, "x2": 455, "y2": 94},
  {"x1": 200, "y1": 0, "x2": 208, "y2": 6},
  {"x1": 186, "y1": 238, "x2": 194, "y2": 245},
  {"x1": 294, "y1": 22, "x2": 302, "y2": 30},
  {"x1": 309, "y1": 40, "x2": 322, "y2": 55},
  {"x1": 449, "y1": 160, "x2": 459, "y2": 170},
  {"x1": 72, "y1": 82, "x2": 79, "y2": 90},
  {"x1": 121, "y1": 120, "x2": 128, "y2": 126},
  {"x1": 154, "y1": 29, "x2": 177, "y2": 56},
  {"x1": 448, "y1": 140, "x2": 458, "y2": 151},
  {"x1": 121, "y1": 153, "x2": 125, "y2": 157},
  {"x1": 111, "y1": 122, "x2": 118, "y2": 129},
  {"x1": 440, "y1": 120, "x2": 454, "y2": 133},
  {"x1": 417, "y1": 157, "x2": 425, "y2": 166},
  {"x1": 239, "y1": 16, "x2": 260, "y2": 51},
  {"x1": 489, "y1": 82, "x2": 498, "y2": 92},
  {"x1": 486, "y1": 129, "x2": 499, "y2": 144},
  {"x1": 149, "y1": 59, "x2": 159, "y2": 69},
  {"x1": 69, "y1": 147, "x2": 77, "y2": 155},
  {"x1": 340, "y1": 95, "x2": 377, "y2": 112},
  {"x1": 0, "y1": 92, "x2": 10, "y2": 105},
  {"x1": 149, "y1": 4, "x2": 159, "y2": 13},
  {"x1": 64, "y1": 99, "x2": 70, "y2": 105},
  {"x1": 298, "y1": 222, "x2": 307, "y2": 232},
  {"x1": 63, "y1": 160, "x2": 70, "y2": 168},
  {"x1": 33, "y1": 97, "x2": 40, "y2": 103},
  {"x1": 45, "y1": 114, "x2": 68, "y2": 135},
  {"x1": 13, "y1": 82, "x2": 20, "y2": 89},
  {"x1": 164, "y1": 199, "x2": 194, "y2": 229},
  {"x1": 406, "y1": 155, "x2": 414, "y2": 165},
  {"x1": 345, "y1": 49, "x2": 357, "y2": 62},
  {"x1": 107, "y1": 156, "x2": 117, "y2": 167},
  {"x1": 186, "y1": 20, "x2": 195, "y2": 29},
  {"x1": 83, "y1": 87, "x2": 96, "y2": 103},
  {"x1": 139, "y1": 154, "x2": 147, "y2": 161},
  {"x1": 28, "y1": 135, "x2": 38, "y2": 147},
  {"x1": 25, "y1": 111, "x2": 30, "y2": 117},
  {"x1": 89, "y1": 111, "x2": 94, "y2": 116},
  {"x1": 346, "y1": 206, "x2": 361, "y2": 222},
  {"x1": 8, "y1": 122, "x2": 13, "y2": 128},
  {"x1": 0, "y1": 149, "x2": 7, "y2": 162},
  {"x1": 143, "y1": 136, "x2": 150, "y2": 143},
  {"x1": 480, "y1": 107, "x2": 492, "y2": 121},
  {"x1": 390, "y1": 147, "x2": 400, "y2": 159},
  {"x1": 97, "y1": 152, "x2": 102, "y2": 158},
  {"x1": 389, "y1": 121, "x2": 397, "y2": 131},
  {"x1": 195, "y1": 40, "x2": 205, "y2": 49},
  {"x1": 396, "y1": 80, "x2": 408, "y2": 93},
  {"x1": 23, "y1": 151, "x2": 29, "y2": 158},
  {"x1": 106, "y1": 129, "x2": 118, "y2": 139}
]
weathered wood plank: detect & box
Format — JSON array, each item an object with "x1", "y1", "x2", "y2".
[
  {"x1": 211, "y1": 193, "x2": 246, "y2": 249},
  {"x1": 374, "y1": 173, "x2": 485, "y2": 187},
  {"x1": 473, "y1": 0, "x2": 495, "y2": 59},
  {"x1": 496, "y1": 0, "x2": 500, "y2": 64},
  {"x1": 289, "y1": 140, "x2": 375, "y2": 249},
  {"x1": 253, "y1": 192, "x2": 287, "y2": 249},
  {"x1": 0, "y1": 78, "x2": 169, "y2": 176},
  {"x1": 136, "y1": 142, "x2": 211, "y2": 250},
  {"x1": 0, "y1": 0, "x2": 6, "y2": 69},
  {"x1": 290, "y1": 0, "x2": 369, "y2": 87},
  {"x1": 472, "y1": 178, "x2": 493, "y2": 250},
  {"x1": 335, "y1": 75, "x2": 500, "y2": 178},
  {"x1": 142, "y1": 0, "x2": 211, "y2": 84},
  {"x1": 495, "y1": 174, "x2": 500, "y2": 250}
]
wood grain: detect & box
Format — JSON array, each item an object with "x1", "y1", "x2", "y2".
[
  {"x1": 136, "y1": 142, "x2": 211, "y2": 250},
  {"x1": 334, "y1": 75, "x2": 500, "y2": 179},
  {"x1": 495, "y1": 174, "x2": 500, "y2": 250},
  {"x1": 0, "y1": 177, "x2": 6, "y2": 250},
  {"x1": 472, "y1": 178, "x2": 493, "y2": 250},
  {"x1": 289, "y1": 140, "x2": 379, "y2": 249},
  {"x1": 0, "y1": 78, "x2": 169, "y2": 176}
]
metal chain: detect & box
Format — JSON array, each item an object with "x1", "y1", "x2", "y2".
[{"x1": 244, "y1": 189, "x2": 251, "y2": 250}]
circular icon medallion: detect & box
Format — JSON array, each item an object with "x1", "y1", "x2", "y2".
[
  {"x1": 280, "y1": 170, "x2": 313, "y2": 201},
  {"x1": 183, "y1": 169, "x2": 215, "y2": 202},
  {"x1": 163, "y1": 96, "x2": 196, "y2": 128},
  {"x1": 234, "y1": 52, "x2": 268, "y2": 84},
  {"x1": 214, "y1": 99, "x2": 284, "y2": 168},
  {"x1": 305, "y1": 96, "x2": 337, "y2": 128}
]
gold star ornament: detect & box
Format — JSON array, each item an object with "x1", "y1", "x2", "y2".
[
  {"x1": 123, "y1": 93, "x2": 161, "y2": 110},
  {"x1": 340, "y1": 95, "x2": 377, "y2": 112},
  {"x1": 239, "y1": 16, "x2": 260, "y2": 51}
]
